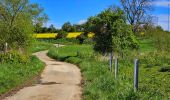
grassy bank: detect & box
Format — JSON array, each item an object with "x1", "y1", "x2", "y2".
[
  {"x1": 31, "y1": 41, "x2": 54, "y2": 53},
  {"x1": 36, "y1": 38, "x2": 93, "y2": 45},
  {"x1": 0, "y1": 41, "x2": 53, "y2": 96},
  {"x1": 0, "y1": 56, "x2": 44, "y2": 95},
  {"x1": 48, "y1": 45, "x2": 170, "y2": 100},
  {"x1": 138, "y1": 38, "x2": 155, "y2": 52}
]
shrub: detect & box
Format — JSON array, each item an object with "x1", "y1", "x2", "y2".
[
  {"x1": 56, "y1": 31, "x2": 68, "y2": 39},
  {"x1": 76, "y1": 33, "x2": 86, "y2": 44},
  {"x1": 65, "y1": 57, "x2": 82, "y2": 64},
  {"x1": 0, "y1": 50, "x2": 29, "y2": 64}
]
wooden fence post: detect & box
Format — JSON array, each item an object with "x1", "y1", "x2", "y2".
[
  {"x1": 4, "y1": 42, "x2": 8, "y2": 54},
  {"x1": 134, "y1": 59, "x2": 139, "y2": 92},
  {"x1": 109, "y1": 52, "x2": 113, "y2": 71},
  {"x1": 115, "y1": 58, "x2": 118, "y2": 79}
]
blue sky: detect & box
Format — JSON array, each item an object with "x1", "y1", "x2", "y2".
[{"x1": 30, "y1": 0, "x2": 170, "y2": 30}]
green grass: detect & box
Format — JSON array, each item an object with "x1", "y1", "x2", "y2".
[
  {"x1": 138, "y1": 38, "x2": 155, "y2": 52},
  {"x1": 36, "y1": 38, "x2": 93, "y2": 45},
  {"x1": 48, "y1": 45, "x2": 170, "y2": 100},
  {"x1": 48, "y1": 45, "x2": 94, "y2": 61},
  {"x1": 36, "y1": 38, "x2": 79, "y2": 45},
  {"x1": 0, "y1": 56, "x2": 44, "y2": 95},
  {"x1": 0, "y1": 41, "x2": 50, "y2": 95},
  {"x1": 31, "y1": 41, "x2": 54, "y2": 53}
]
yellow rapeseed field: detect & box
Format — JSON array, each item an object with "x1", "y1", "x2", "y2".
[
  {"x1": 34, "y1": 33, "x2": 58, "y2": 39},
  {"x1": 34, "y1": 32, "x2": 95, "y2": 39},
  {"x1": 66, "y1": 32, "x2": 83, "y2": 38}
]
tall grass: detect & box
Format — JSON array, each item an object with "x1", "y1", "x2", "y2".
[
  {"x1": 0, "y1": 56, "x2": 44, "y2": 95},
  {"x1": 48, "y1": 45, "x2": 170, "y2": 100},
  {"x1": 31, "y1": 41, "x2": 54, "y2": 53}
]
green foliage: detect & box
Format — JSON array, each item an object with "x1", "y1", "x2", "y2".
[
  {"x1": 0, "y1": 56, "x2": 44, "y2": 95},
  {"x1": 138, "y1": 38, "x2": 155, "y2": 52},
  {"x1": 140, "y1": 51, "x2": 170, "y2": 67},
  {"x1": 0, "y1": 0, "x2": 47, "y2": 53},
  {"x1": 48, "y1": 45, "x2": 170, "y2": 99},
  {"x1": 65, "y1": 57, "x2": 82, "y2": 65},
  {"x1": 76, "y1": 33, "x2": 87, "y2": 44},
  {"x1": 37, "y1": 37, "x2": 93, "y2": 45},
  {"x1": 62, "y1": 22, "x2": 76, "y2": 32},
  {"x1": 111, "y1": 19, "x2": 139, "y2": 53},
  {"x1": 85, "y1": 7, "x2": 138, "y2": 54},
  {"x1": 144, "y1": 25, "x2": 170, "y2": 52},
  {"x1": 48, "y1": 45, "x2": 93, "y2": 61},
  {"x1": 56, "y1": 31, "x2": 68, "y2": 39},
  {"x1": 153, "y1": 31, "x2": 170, "y2": 52},
  {"x1": 0, "y1": 50, "x2": 29, "y2": 64}
]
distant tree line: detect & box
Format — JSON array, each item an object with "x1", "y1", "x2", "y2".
[{"x1": 34, "y1": 22, "x2": 85, "y2": 33}]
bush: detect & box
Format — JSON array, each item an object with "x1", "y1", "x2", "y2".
[
  {"x1": 65, "y1": 57, "x2": 82, "y2": 64},
  {"x1": 76, "y1": 33, "x2": 87, "y2": 44},
  {"x1": 0, "y1": 50, "x2": 29, "y2": 63},
  {"x1": 56, "y1": 31, "x2": 68, "y2": 39}
]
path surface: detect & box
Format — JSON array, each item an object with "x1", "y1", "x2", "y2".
[{"x1": 4, "y1": 50, "x2": 82, "y2": 100}]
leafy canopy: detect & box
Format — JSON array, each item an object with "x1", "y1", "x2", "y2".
[
  {"x1": 0, "y1": 0, "x2": 47, "y2": 51},
  {"x1": 85, "y1": 7, "x2": 138, "y2": 54}
]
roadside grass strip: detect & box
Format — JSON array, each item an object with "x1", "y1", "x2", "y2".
[{"x1": 48, "y1": 45, "x2": 170, "y2": 100}]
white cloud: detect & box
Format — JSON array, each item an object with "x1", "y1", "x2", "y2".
[
  {"x1": 78, "y1": 19, "x2": 87, "y2": 25},
  {"x1": 153, "y1": 0, "x2": 170, "y2": 8}
]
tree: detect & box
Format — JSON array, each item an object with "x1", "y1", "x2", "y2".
[
  {"x1": 48, "y1": 24, "x2": 57, "y2": 33},
  {"x1": 30, "y1": 3, "x2": 48, "y2": 33},
  {"x1": 62, "y1": 22, "x2": 75, "y2": 32},
  {"x1": 72, "y1": 24, "x2": 85, "y2": 32},
  {"x1": 34, "y1": 23, "x2": 42, "y2": 33},
  {"x1": 41, "y1": 27, "x2": 48, "y2": 33},
  {"x1": 0, "y1": 0, "x2": 47, "y2": 52},
  {"x1": 85, "y1": 7, "x2": 138, "y2": 54},
  {"x1": 120, "y1": 0, "x2": 154, "y2": 33},
  {"x1": 85, "y1": 7, "x2": 138, "y2": 70}
]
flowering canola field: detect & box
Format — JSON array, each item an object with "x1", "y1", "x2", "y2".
[
  {"x1": 66, "y1": 32, "x2": 83, "y2": 38},
  {"x1": 34, "y1": 33, "x2": 58, "y2": 39},
  {"x1": 34, "y1": 32, "x2": 95, "y2": 39}
]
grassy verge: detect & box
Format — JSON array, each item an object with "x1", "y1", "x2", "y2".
[
  {"x1": 0, "y1": 56, "x2": 44, "y2": 95},
  {"x1": 138, "y1": 38, "x2": 155, "y2": 52},
  {"x1": 0, "y1": 40, "x2": 52, "y2": 96},
  {"x1": 36, "y1": 38, "x2": 93, "y2": 45},
  {"x1": 36, "y1": 38, "x2": 79, "y2": 45},
  {"x1": 48, "y1": 45, "x2": 170, "y2": 100},
  {"x1": 31, "y1": 41, "x2": 54, "y2": 53}
]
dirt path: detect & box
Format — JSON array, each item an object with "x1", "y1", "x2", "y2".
[{"x1": 4, "y1": 50, "x2": 82, "y2": 100}]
